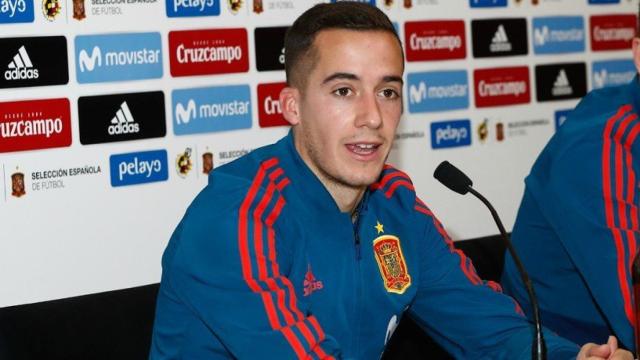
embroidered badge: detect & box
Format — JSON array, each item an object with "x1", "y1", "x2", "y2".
[
  {"x1": 303, "y1": 264, "x2": 323, "y2": 297},
  {"x1": 373, "y1": 235, "x2": 411, "y2": 294}
]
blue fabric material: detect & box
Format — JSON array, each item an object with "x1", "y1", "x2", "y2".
[
  {"x1": 502, "y1": 77, "x2": 640, "y2": 352},
  {"x1": 150, "y1": 131, "x2": 579, "y2": 359}
]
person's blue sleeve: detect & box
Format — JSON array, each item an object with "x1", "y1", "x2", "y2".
[
  {"x1": 409, "y1": 200, "x2": 579, "y2": 359},
  {"x1": 153, "y1": 180, "x2": 342, "y2": 359}
]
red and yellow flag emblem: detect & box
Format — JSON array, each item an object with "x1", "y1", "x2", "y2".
[{"x1": 373, "y1": 235, "x2": 411, "y2": 294}]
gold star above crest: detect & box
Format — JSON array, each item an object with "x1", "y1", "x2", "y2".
[{"x1": 375, "y1": 221, "x2": 384, "y2": 234}]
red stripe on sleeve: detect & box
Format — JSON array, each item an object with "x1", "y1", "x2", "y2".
[{"x1": 602, "y1": 105, "x2": 635, "y2": 325}]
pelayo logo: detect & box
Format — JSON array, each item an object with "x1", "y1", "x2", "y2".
[
  {"x1": 407, "y1": 70, "x2": 469, "y2": 113},
  {"x1": 469, "y1": 0, "x2": 506, "y2": 7},
  {"x1": 166, "y1": 0, "x2": 219, "y2": 17},
  {"x1": 78, "y1": 91, "x2": 166, "y2": 145},
  {"x1": 0, "y1": 0, "x2": 34, "y2": 23},
  {"x1": 110, "y1": 149, "x2": 168, "y2": 187},
  {"x1": 0, "y1": 36, "x2": 68, "y2": 89},
  {"x1": 555, "y1": 109, "x2": 571, "y2": 131},
  {"x1": 172, "y1": 85, "x2": 252, "y2": 135},
  {"x1": 0, "y1": 98, "x2": 71, "y2": 153},
  {"x1": 532, "y1": 16, "x2": 585, "y2": 54},
  {"x1": 169, "y1": 28, "x2": 249, "y2": 77},
  {"x1": 430, "y1": 119, "x2": 471, "y2": 149},
  {"x1": 592, "y1": 59, "x2": 635, "y2": 89},
  {"x1": 75, "y1": 32, "x2": 162, "y2": 83}
]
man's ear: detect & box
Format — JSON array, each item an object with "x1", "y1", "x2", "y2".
[
  {"x1": 633, "y1": 38, "x2": 640, "y2": 75},
  {"x1": 279, "y1": 86, "x2": 301, "y2": 126}
]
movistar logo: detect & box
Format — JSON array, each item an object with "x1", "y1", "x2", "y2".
[
  {"x1": 75, "y1": 33, "x2": 163, "y2": 83},
  {"x1": 175, "y1": 99, "x2": 196, "y2": 124},
  {"x1": 172, "y1": 85, "x2": 252, "y2": 135},
  {"x1": 407, "y1": 71, "x2": 469, "y2": 113},
  {"x1": 79, "y1": 46, "x2": 101, "y2": 72}
]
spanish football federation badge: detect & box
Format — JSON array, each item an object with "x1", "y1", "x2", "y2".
[
  {"x1": 72, "y1": 0, "x2": 86, "y2": 20},
  {"x1": 176, "y1": 148, "x2": 193, "y2": 178},
  {"x1": 373, "y1": 234, "x2": 411, "y2": 294},
  {"x1": 43, "y1": 0, "x2": 62, "y2": 21},
  {"x1": 11, "y1": 169, "x2": 26, "y2": 198},
  {"x1": 228, "y1": 0, "x2": 242, "y2": 13}
]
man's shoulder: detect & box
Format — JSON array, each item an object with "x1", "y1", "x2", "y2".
[
  {"x1": 570, "y1": 83, "x2": 633, "y2": 124},
  {"x1": 369, "y1": 164, "x2": 418, "y2": 208}
]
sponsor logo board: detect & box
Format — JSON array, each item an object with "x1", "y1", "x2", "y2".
[
  {"x1": 469, "y1": 0, "x2": 507, "y2": 7},
  {"x1": 166, "y1": 0, "x2": 219, "y2": 17},
  {"x1": 169, "y1": 28, "x2": 249, "y2": 77},
  {"x1": 407, "y1": 70, "x2": 469, "y2": 113},
  {"x1": 257, "y1": 82, "x2": 288, "y2": 127},
  {"x1": 532, "y1": 16, "x2": 585, "y2": 54},
  {"x1": 555, "y1": 109, "x2": 571, "y2": 130},
  {"x1": 0, "y1": 36, "x2": 68, "y2": 89},
  {"x1": 0, "y1": 0, "x2": 34, "y2": 23},
  {"x1": 590, "y1": 14, "x2": 636, "y2": 51},
  {"x1": 472, "y1": 18, "x2": 528, "y2": 58},
  {"x1": 473, "y1": 66, "x2": 530, "y2": 108},
  {"x1": 254, "y1": 26, "x2": 287, "y2": 72},
  {"x1": 430, "y1": 119, "x2": 471, "y2": 149},
  {"x1": 404, "y1": 20, "x2": 466, "y2": 62},
  {"x1": 110, "y1": 149, "x2": 168, "y2": 187},
  {"x1": 75, "y1": 32, "x2": 162, "y2": 83},
  {"x1": 0, "y1": 98, "x2": 71, "y2": 153},
  {"x1": 173, "y1": 85, "x2": 252, "y2": 135},
  {"x1": 592, "y1": 59, "x2": 635, "y2": 89},
  {"x1": 535, "y1": 63, "x2": 587, "y2": 102},
  {"x1": 78, "y1": 91, "x2": 166, "y2": 145}
]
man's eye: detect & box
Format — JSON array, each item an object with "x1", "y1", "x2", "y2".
[
  {"x1": 333, "y1": 88, "x2": 352, "y2": 96},
  {"x1": 380, "y1": 89, "x2": 399, "y2": 99}
]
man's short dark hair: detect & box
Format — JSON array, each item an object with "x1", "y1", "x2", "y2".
[{"x1": 284, "y1": 2, "x2": 403, "y2": 89}]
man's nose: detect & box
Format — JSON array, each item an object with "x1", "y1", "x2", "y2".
[{"x1": 355, "y1": 93, "x2": 383, "y2": 129}]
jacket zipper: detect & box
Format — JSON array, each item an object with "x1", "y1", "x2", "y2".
[{"x1": 351, "y1": 197, "x2": 365, "y2": 356}]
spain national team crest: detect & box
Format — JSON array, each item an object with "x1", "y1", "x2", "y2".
[{"x1": 373, "y1": 234, "x2": 411, "y2": 294}]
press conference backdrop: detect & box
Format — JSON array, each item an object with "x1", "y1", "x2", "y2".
[{"x1": 0, "y1": 0, "x2": 636, "y2": 307}]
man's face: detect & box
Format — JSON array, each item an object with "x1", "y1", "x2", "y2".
[{"x1": 292, "y1": 29, "x2": 404, "y2": 191}]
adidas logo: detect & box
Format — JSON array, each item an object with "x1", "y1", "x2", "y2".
[
  {"x1": 4, "y1": 46, "x2": 39, "y2": 80},
  {"x1": 490, "y1": 25, "x2": 512, "y2": 52},
  {"x1": 108, "y1": 101, "x2": 140, "y2": 135},
  {"x1": 552, "y1": 69, "x2": 573, "y2": 96}
]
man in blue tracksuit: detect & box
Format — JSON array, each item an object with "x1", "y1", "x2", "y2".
[
  {"x1": 150, "y1": 3, "x2": 631, "y2": 359},
  {"x1": 502, "y1": 35, "x2": 640, "y2": 355},
  {"x1": 502, "y1": 76, "x2": 640, "y2": 352}
]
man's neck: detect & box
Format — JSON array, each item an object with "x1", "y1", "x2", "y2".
[{"x1": 322, "y1": 180, "x2": 366, "y2": 214}]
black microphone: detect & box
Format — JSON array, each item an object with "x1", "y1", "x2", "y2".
[{"x1": 433, "y1": 161, "x2": 546, "y2": 360}]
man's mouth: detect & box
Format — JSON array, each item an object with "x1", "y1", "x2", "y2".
[{"x1": 346, "y1": 143, "x2": 381, "y2": 155}]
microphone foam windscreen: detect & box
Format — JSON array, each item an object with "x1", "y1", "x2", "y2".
[{"x1": 433, "y1": 161, "x2": 472, "y2": 195}]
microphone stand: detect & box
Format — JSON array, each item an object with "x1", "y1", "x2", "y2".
[{"x1": 466, "y1": 186, "x2": 546, "y2": 360}]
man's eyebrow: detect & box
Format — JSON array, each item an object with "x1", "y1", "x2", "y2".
[
  {"x1": 383, "y1": 75, "x2": 404, "y2": 85},
  {"x1": 322, "y1": 72, "x2": 359, "y2": 84}
]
